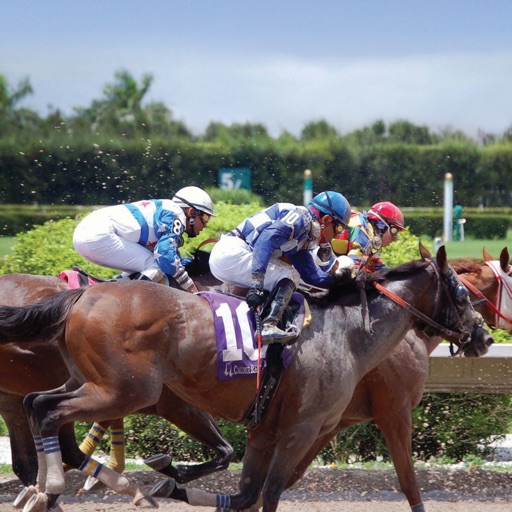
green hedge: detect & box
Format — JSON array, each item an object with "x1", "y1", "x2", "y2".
[
  {"x1": 1, "y1": 139, "x2": 512, "y2": 208},
  {"x1": 2, "y1": 202, "x2": 512, "y2": 240},
  {"x1": 404, "y1": 211, "x2": 512, "y2": 240}
]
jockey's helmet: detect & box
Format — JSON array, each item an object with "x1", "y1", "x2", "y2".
[
  {"x1": 308, "y1": 191, "x2": 351, "y2": 228},
  {"x1": 368, "y1": 201, "x2": 405, "y2": 233},
  {"x1": 172, "y1": 186, "x2": 215, "y2": 217}
]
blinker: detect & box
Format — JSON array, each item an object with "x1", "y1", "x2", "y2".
[{"x1": 454, "y1": 285, "x2": 468, "y2": 303}]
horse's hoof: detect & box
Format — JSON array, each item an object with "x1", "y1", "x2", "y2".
[
  {"x1": 22, "y1": 492, "x2": 47, "y2": 512},
  {"x1": 149, "y1": 477, "x2": 176, "y2": 498},
  {"x1": 144, "y1": 453, "x2": 173, "y2": 472},
  {"x1": 133, "y1": 491, "x2": 159, "y2": 508},
  {"x1": 83, "y1": 475, "x2": 99, "y2": 491},
  {"x1": 13, "y1": 486, "x2": 37, "y2": 509}
]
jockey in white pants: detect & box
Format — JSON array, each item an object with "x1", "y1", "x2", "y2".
[
  {"x1": 73, "y1": 186, "x2": 215, "y2": 292},
  {"x1": 209, "y1": 191, "x2": 353, "y2": 344}
]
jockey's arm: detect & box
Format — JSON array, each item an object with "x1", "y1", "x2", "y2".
[
  {"x1": 154, "y1": 234, "x2": 197, "y2": 292},
  {"x1": 288, "y1": 250, "x2": 336, "y2": 288},
  {"x1": 250, "y1": 224, "x2": 292, "y2": 287}
]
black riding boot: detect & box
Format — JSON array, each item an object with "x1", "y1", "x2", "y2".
[{"x1": 261, "y1": 279, "x2": 299, "y2": 345}]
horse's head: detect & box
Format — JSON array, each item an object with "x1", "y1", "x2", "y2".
[{"x1": 427, "y1": 244, "x2": 494, "y2": 358}]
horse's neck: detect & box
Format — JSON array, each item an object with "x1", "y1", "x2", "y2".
[
  {"x1": 355, "y1": 273, "x2": 439, "y2": 376},
  {"x1": 411, "y1": 328, "x2": 444, "y2": 355}
]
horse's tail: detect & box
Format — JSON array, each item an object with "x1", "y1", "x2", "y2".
[{"x1": 0, "y1": 287, "x2": 86, "y2": 343}]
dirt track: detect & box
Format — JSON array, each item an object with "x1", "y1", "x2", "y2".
[{"x1": 1, "y1": 467, "x2": 512, "y2": 511}]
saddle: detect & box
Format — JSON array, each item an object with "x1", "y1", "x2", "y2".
[{"x1": 58, "y1": 267, "x2": 109, "y2": 288}]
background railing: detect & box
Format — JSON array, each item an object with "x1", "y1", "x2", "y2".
[{"x1": 426, "y1": 343, "x2": 512, "y2": 393}]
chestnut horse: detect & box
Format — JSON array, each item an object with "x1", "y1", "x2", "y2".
[
  {"x1": 0, "y1": 245, "x2": 493, "y2": 512},
  {"x1": 0, "y1": 273, "x2": 234, "y2": 501}
]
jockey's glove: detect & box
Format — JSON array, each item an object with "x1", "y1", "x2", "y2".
[
  {"x1": 335, "y1": 255, "x2": 355, "y2": 276},
  {"x1": 182, "y1": 256, "x2": 194, "y2": 267},
  {"x1": 333, "y1": 256, "x2": 356, "y2": 284},
  {"x1": 246, "y1": 287, "x2": 268, "y2": 309}
]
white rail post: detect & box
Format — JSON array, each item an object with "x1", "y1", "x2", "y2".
[{"x1": 443, "y1": 173, "x2": 453, "y2": 242}]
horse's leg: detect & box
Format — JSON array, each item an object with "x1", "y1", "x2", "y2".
[
  {"x1": 284, "y1": 431, "x2": 336, "y2": 489},
  {"x1": 79, "y1": 418, "x2": 124, "y2": 473},
  {"x1": 27, "y1": 384, "x2": 158, "y2": 510},
  {"x1": 80, "y1": 419, "x2": 125, "y2": 491},
  {"x1": 17, "y1": 390, "x2": 54, "y2": 510},
  {"x1": 0, "y1": 393, "x2": 38, "y2": 487},
  {"x1": 144, "y1": 386, "x2": 234, "y2": 483},
  {"x1": 151, "y1": 429, "x2": 274, "y2": 511},
  {"x1": 375, "y1": 411, "x2": 425, "y2": 512},
  {"x1": 258, "y1": 421, "x2": 326, "y2": 512},
  {"x1": 106, "y1": 418, "x2": 125, "y2": 473},
  {"x1": 155, "y1": 424, "x2": 320, "y2": 512}
]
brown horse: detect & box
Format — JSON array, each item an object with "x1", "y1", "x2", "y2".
[
  {"x1": 276, "y1": 247, "x2": 511, "y2": 512},
  {"x1": 0, "y1": 245, "x2": 493, "y2": 512},
  {"x1": 0, "y1": 273, "x2": 234, "y2": 501},
  {"x1": 2, "y1": 247, "x2": 508, "y2": 511}
]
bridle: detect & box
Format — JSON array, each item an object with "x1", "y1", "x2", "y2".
[
  {"x1": 373, "y1": 258, "x2": 474, "y2": 356},
  {"x1": 458, "y1": 260, "x2": 512, "y2": 330}
]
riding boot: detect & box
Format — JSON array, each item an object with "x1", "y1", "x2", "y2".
[{"x1": 261, "y1": 279, "x2": 299, "y2": 345}]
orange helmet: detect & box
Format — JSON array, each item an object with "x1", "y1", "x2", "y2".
[{"x1": 368, "y1": 202, "x2": 405, "y2": 232}]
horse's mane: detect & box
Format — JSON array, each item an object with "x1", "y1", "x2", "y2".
[
  {"x1": 185, "y1": 248, "x2": 212, "y2": 277},
  {"x1": 369, "y1": 259, "x2": 431, "y2": 284},
  {"x1": 449, "y1": 259, "x2": 483, "y2": 275},
  {"x1": 311, "y1": 259, "x2": 431, "y2": 307}
]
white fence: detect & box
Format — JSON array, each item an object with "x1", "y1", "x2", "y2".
[{"x1": 426, "y1": 343, "x2": 512, "y2": 393}]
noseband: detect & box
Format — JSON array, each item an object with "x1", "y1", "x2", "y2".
[{"x1": 373, "y1": 258, "x2": 473, "y2": 356}]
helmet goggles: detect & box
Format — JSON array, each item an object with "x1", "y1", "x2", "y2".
[
  {"x1": 174, "y1": 194, "x2": 211, "y2": 225},
  {"x1": 371, "y1": 212, "x2": 400, "y2": 238}
]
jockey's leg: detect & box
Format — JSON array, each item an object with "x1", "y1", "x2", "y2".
[{"x1": 261, "y1": 279, "x2": 298, "y2": 344}]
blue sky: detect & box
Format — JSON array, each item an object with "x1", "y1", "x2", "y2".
[{"x1": 1, "y1": 0, "x2": 511, "y2": 138}]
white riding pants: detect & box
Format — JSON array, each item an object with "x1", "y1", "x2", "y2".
[
  {"x1": 209, "y1": 234, "x2": 301, "y2": 291},
  {"x1": 73, "y1": 209, "x2": 161, "y2": 277}
]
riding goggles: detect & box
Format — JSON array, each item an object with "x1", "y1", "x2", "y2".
[
  {"x1": 371, "y1": 211, "x2": 400, "y2": 238},
  {"x1": 382, "y1": 219, "x2": 399, "y2": 238},
  {"x1": 198, "y1": 211, "x2": 211, "y2": 226}
]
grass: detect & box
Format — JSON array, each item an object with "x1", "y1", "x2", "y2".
[{"x1": 442, "y1": 232, "x2": 511, "y2": 260}]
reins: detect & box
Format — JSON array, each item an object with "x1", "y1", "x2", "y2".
[
  {"x1": 373, "y1": 259, "x2": 471, "y2": 355},
  {"x1": 197, "y1": 237, "x2": 220, "y2": 250}
]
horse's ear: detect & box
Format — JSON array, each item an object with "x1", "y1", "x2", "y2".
[
  {"x1": 419, "y1": 241, "x2": 431, "y2": 260},
  {"x1": 482, "y1": 247, "x2": 494, "y2": 262},
  {"x1": 436, "y1": 245, "x2": 448, "y2": 272},
  {"x1": 500, "y1": 247, "x2": 510, "y2": 272}
]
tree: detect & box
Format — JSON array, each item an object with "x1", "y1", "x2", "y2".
[
  {"x1": 0, "y1": 74, "x2": 38, "y2": 137},
  {"x1": 300, "y1": 120, "x2": 338, "y2": 141},
  {"x1": 72, "y1": 70, "x2": 154, "y2": 136},
  {"x1": 388, "y1": 120, "x2": 434, "y2": 145},
  {"x1": 202, "y1": 122, "x2": 270, "y2": 144}
]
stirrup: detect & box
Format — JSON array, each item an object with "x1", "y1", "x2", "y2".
[{"x1": 261, "y1": 324, "x2": 299, "y2": 345}]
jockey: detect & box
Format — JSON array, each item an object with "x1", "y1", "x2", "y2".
[
  {"x1": 209, "y1": 191, "x2": 352, "y2": 344},
  {"x1": 72, "y1": 186, "x2": 215, "y2": 291},
  {"x1": 331, "y1": 201, "x2": 405, "y2": 273}
]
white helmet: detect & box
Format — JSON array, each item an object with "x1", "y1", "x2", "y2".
[{"x1": 172, "y1": 186, "x2": 215, "y2": 216}]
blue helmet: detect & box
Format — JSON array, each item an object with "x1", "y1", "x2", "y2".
[{"x1": 308, "y1": 191, "x2": 351, "y2": 227}]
